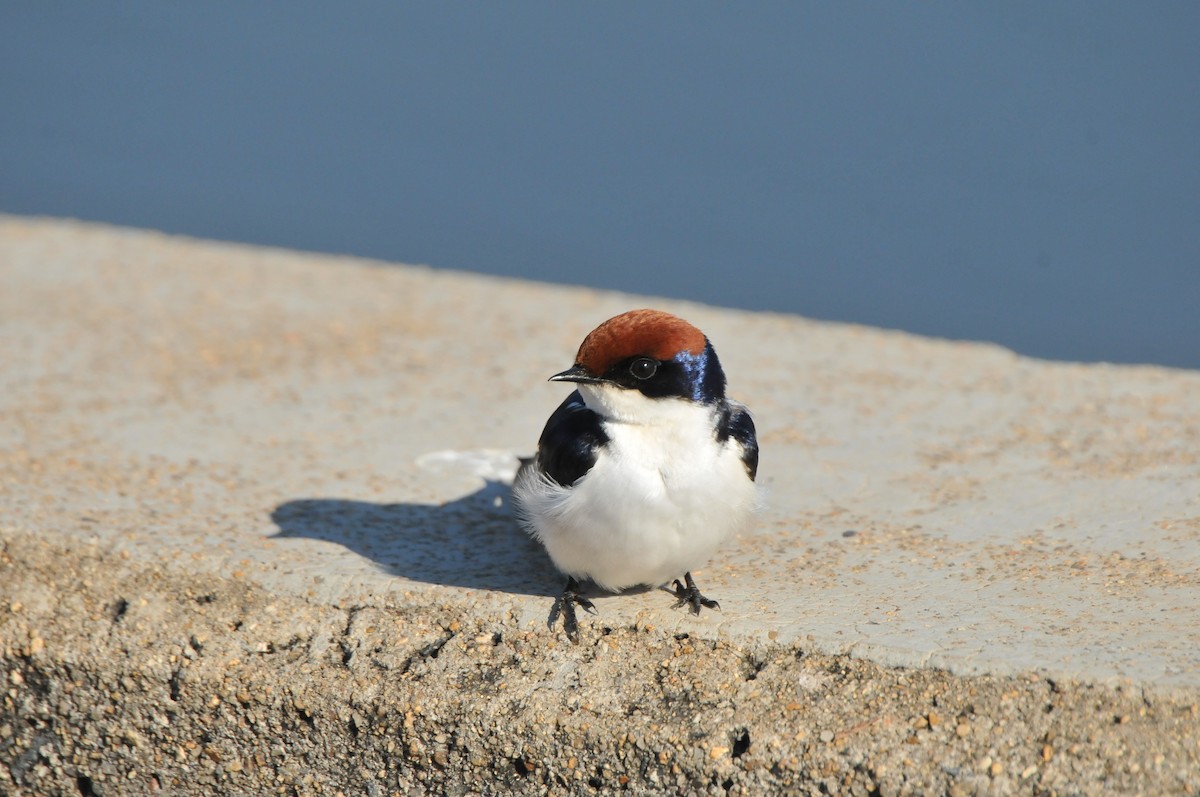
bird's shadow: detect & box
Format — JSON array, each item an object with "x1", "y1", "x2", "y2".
[{"x1": 269, "y1": 480, "x2": 562, "y2": 597}]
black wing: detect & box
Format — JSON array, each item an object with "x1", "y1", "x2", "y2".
[
  {"x1": 536, "y1": 390, "x2": 609, "y2": 487},
  {"x1": 716, "y1": 400, "x2": 759, "y2": 481}
]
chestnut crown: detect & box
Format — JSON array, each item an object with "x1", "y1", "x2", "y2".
[{"x1": 551, "y1": 309, "x2": 727, "y2": 403}]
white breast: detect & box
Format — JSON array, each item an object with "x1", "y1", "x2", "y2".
[{"x1": 514, "y1": 386, "x2": 758, "y2": 592}]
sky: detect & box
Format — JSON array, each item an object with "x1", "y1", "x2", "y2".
[{"x1": 3, "y1": 3, "x2": 1198, "y2": 368}]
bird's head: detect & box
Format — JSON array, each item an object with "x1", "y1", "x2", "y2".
[{"x1": 549, "y1": 309, "x2": 727, "y2": 419}]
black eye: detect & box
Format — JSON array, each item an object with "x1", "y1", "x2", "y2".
[{"x1": 629, "y1": 357, "x2": 658, "y2": 380}]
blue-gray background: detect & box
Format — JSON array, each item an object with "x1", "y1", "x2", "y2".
[{"x1": 4, "y1": 4, "x2": 1198, "y2": 368}]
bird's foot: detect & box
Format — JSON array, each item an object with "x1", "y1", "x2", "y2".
[
  {"x1": 672, "y1": 572, "x2": 720, "y2": 615},
  {"x1": 548, "y1": 576, "x2": 597, "y2": 643}
]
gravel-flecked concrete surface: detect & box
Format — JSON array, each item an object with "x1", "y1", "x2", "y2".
[
  {"x1": 3, "y1": 216, "x2": 1200, "y2": 795},
  {"x1": 4, "y1": 534, "x2": 1198, "y2": 796}
]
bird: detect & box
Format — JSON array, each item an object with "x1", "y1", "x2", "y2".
[{"x1": 513, "y1": 308, "x2": 759, "y2": 642}]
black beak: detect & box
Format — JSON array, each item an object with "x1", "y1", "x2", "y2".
[{"x1": 549, "y1": 364, "x2": 606, "y2": 384}]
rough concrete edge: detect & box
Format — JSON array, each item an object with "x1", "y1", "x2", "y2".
[{"x1": 3, "y1": 530, "x2": 1198, "y2": 796}]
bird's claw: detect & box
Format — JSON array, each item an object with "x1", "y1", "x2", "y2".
[
  {"x1": 550, "y1": 577, "x2": 596, "y2": 643},
  {"x1": 672, "y1": 573, "x2": 720, "y2": 615}
]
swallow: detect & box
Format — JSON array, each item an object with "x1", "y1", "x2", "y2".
[{"x1": 513, "y1": 309, "x2": 759, "y2": 641}]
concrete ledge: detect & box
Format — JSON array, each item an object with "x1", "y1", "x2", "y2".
[
  {"x1": 3, "y1": 216, "x2": 1199, "y2": 794},
  {"x1": 5, "y1": 533, "x2": 1198, "y2": 795}
]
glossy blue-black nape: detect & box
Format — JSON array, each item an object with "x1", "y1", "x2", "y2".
[{"x1": 665, "y1": 341, "x2": 727, "y2": 404}]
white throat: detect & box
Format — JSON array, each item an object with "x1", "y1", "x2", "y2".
[{"x1": 576, "y1": 383, "x2": 702, "y2": 425}]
